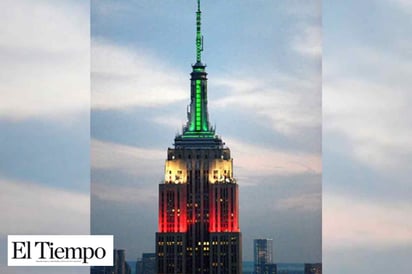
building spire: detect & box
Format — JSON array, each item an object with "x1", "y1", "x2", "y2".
[
  {"x1": 176, "y1": 0, "x2": 216, "y2": 141},
  {"x1": 196, "y1": 0, "x2": 203, "y2": 63}
]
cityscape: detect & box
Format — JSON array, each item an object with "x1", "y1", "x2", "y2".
[
  {"x1": 91, "y1": 240, "x2": 321, "y2": 274},
  {"x1": 91, "y1": 1, "x2": 321, "y2": 273}
]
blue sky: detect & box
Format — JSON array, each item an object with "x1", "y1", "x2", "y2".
[
  {"x1": 91, "y1": 0, "x2": 321, "y2": 263},
  {"x1": 0, "y1": 0, "x2": 411, "y2": 273}
]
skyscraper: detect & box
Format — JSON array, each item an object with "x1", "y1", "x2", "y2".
[
  {"x1": 136, "y1": 253, "x2": 156, "y2": 274},
  {"x1": 156, "y1": 1, "x2": 241, "y2": 273},
  {"x1": 144, "y1": 253, "x2": 157, "y2": 274},
  {"x1": 254, "y1": 239, "x2": 273, "y2": 274},
  {"x1": 304, "y1": 263, "x2": 322, "y2": 274},
  {"x1": 91, "y1": 249, "x2": 131, "y2": 274}
]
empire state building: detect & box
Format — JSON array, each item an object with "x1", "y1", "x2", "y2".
[{"x1": 155, "y1": 1, "x2": 242, "y2": 273}]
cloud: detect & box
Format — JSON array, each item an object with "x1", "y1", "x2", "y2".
[
  {"x1": 212, "y1": 73, "x2": 320, "y2": 136},
  {"x1": 292, "y1": 25, "x2": 322, "y2": 58},
  {"x1": 151, "y1": 114, "x2": 186, "y2": 131},
  {"x1": 92, "y1": 181, "x2": 156, "y2": 205},
  {"x1": 92, "y1": 40, "x2": 188, "y2": 110},
  {"x1": 282, "y1": 0, "x2": 321, "y2": 18},
  {"x1": 388, "y1": 0, "x2": 412, "y2": 14},
  {"x1": 0, "y1": 176, "x2": 89, "y2": 272},
  {"x1": 92, "y1": 1, "x2": 129, "y2": 16},
  {"x1": 226, "y1": 137, "x2": 321, "y2": 177},
  {"x1": 323, "y1": 192, "x2": 412, "y2": 250},
  {"x1": 0, "y1": 177, "x2": 89, "y2": 235},
  {"x1": 275, "y1": 192, "x2": 321, "y2": 213},
  {"x1": 322, "y1": 3, "x2": 412, "y2": 271},
  {"x1": 91, "y1": 138, "x2": 164, "y2": 176},
  {"x1": 324, "y1": 47, "x2": 412, "y2": 171},
  {"x1": 0, "y1": 0, "x2": 89, "y2": 120}
]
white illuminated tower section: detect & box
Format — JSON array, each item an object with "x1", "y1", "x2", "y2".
[{"x1": 156, "y1": 1, "x2": 242, "y2": 273}]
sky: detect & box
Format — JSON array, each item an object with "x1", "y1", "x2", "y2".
[
  {"x1": 0, "y1": 0, "x2": 90, "y2": 273},
  {"x1": 91, "y1": 0, "x2": 322, "y2": 263},
  {"x1": 323, "y1": 0, "x2": 412, "y2": 272},
  {"x1": 0, "y1": 0, "x2": 411, "y2": 273}
]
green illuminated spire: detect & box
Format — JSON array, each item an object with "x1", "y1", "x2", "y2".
[
  {"x1": 180, "y1": 0, "x2": 214, "y2": 139},
  {"x1": 196, "y1": 0, "x2": 203, "y2": 63}
]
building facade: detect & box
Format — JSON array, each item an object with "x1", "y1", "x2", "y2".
[
  {"x1": 304, "y1": 263, "x2": 322, "y2": 274},
  {"x1": 254, "y1": 239, "x2": 274, "y2": 274},
  {"x1": 91, "y1": 249, "x2": 131, "y2": 274},
  {"x1": 155, "y1": 1, "x2": 241, "y2": 273},
  {"x1": 136, "y1": 253, "x2": 156, "y2": 274}
]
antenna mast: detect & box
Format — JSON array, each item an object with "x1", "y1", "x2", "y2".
[{"x1": 196, "y1": 0, "x2": 203, "y2": 63}]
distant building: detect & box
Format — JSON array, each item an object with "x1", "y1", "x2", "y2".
[
  {"x1": 90, "y1": 249, "x2": 131, "y2": 274},
  {"x1": 136, "y1": 253, "x2": 156, "y2": 274},
  {"x1": 114, "y1": 249, "x2": 127, "y2": 274},
  {"x1": 254, "y1": 239, "x2": 274, "y2": 274},
  {"x1": 276, "y1": 263, "x2": 305, "y2": 274},
  {"x1": 304, "y1": 263, "x2": 322, "y2": 274},
  {"x1": 264, "y1": 263, "x2": 277, "y2": 274},
  {"x1": 142, "y1": 253, "x2": 156, "y2": 273},
  {"x1": 90, "y1": 266, "x2": 106, "y2": 274},
  {"x1": 136, "y1": 260, "x2": 143, "y2": 274}
]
